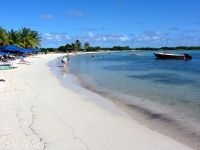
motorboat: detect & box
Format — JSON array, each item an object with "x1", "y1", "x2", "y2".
[{"x1": 153, "y1": 52, "x2": 192, "y2": 60}]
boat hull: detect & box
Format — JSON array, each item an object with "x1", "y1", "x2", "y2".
[{"x1": 154, "y1": 53, "x2": 192, "y2": 60}]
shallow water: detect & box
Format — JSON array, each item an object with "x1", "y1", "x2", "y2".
[
  {"x1": 49, "y1": 50, "x2": 200, "y2": 149},
  {"x1": 66, "y1": 50, "x2": 200, "y2": 119}
]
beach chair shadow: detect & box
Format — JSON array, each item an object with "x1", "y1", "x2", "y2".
[{"x1": 19, "y1": 56, "x2": 31, "y2": 65}]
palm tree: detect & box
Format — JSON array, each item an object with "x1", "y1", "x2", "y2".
[
  {"x1": 71, "y1": 43, "x2": 76, "y2": 51},
  {"x1": 65, "y1": 44, "x2": 72, "y2": 52},
  {"x1": 0, "y1": 27, "x2": 9, "y2": 46},
  {"x1": 18, "y1": 27, "x2": 42, "y2": 48},
  {"x1": 30, "y1": 30, "x2": 42, "y2": 48},
  {"x1": 84, "y1": 42, "x2": 90, "y2": 51},
  {"x1": 75, "y1": 40, "x2": 82, "y2": 51},
  {"x1": 7, "y1": 29, "x2": 20, "y2": 46},
  {"x1": 0, "y1": 27, "x2": 42, "y2": 48},
  {"x1": 18, "y1": 27, "x2": 32, "y2": 48}
]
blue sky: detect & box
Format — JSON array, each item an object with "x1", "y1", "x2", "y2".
[{"x1": 1, "y1": 0, "x2": 200, "y2": 48}]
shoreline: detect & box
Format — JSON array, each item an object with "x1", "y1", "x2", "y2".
[
  {"x1": 71, "y1": 74, "x2": 200, "y2": 150},
  {"x1": 51, "y1": 53, "x2": 200, "y2": 150},
  {"x1": 0, "y1": 54, "x2": 195, "y2": 150}
]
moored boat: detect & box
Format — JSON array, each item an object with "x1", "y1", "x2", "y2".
[{"x1": 154, "y1": 52, "x2": 192, "y2": 60}]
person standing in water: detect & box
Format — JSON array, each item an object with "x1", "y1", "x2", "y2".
[{"x1": 62, "y1": 56, "x2": 67, "y2": 67}]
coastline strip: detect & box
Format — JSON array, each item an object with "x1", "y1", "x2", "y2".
[{"x1": 0, "y1": 54, "x2": 194, "y2": 150}]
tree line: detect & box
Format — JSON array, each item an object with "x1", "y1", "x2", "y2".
[
  {"x1": 56, "y1": 41, "x2": 133, "y2": 53},
  {"x1": 55, "y1": 41, "x2": 200, "y2": 53},
  {"x1": 0, "y1": 26, "x2": 41, "y2": 49}
]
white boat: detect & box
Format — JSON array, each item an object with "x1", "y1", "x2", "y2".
[{"x1": 154, "y1": 52, "x2": 192, "y2": 60}]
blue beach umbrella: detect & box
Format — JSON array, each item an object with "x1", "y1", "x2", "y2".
[
  {"x1": 33, "y1": 48, "x2": 41, "y2": 52},
  {"x1": 0, "y1": 45, "x2": 26, "y2": 68},
  {"x1": 24, "y1": 48, "x2": 35, "y2": 54},
  {"x1": 0, "y1": 45, "x2": 25, "y2": 53},
  {"x1": 28, "y1": 48, "x2": 41, "y2": 53},
  {"x1": 20, "y1": 49, "x2": 32, "y2": 53},
  {"x1": 0, "y1": 51, "x2": 10, "y2": 56},
  {"x1": 35, "y1": 48, "x2": 41, "y2": 52}
]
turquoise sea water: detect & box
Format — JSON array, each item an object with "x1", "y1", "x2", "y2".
[
  {"x1": 50, "y1": 50, "x2": 200, "y2": 147},
  {"x1": 67, "y1": 50, "x2": 200, "y2": 117}
]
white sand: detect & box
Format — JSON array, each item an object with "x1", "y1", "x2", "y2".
[{"x1": 0, "y1": 54, "x2": 194, "y2": 150}]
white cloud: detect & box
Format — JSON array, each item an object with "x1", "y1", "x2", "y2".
[
  {"x1": 45, "y1": 33, "x2": 51, "y2": 36},
  {"x1": 135, "y1": 30, "x2": 172, "y2": 45},
  {"x1": 41, "y1": 29, "x2": 200, "y2": 48},
  {"x1": 143, "y1": 30, "x2": 169, "y2": 36},
  {"x1": 66, "y1": 10, "x2": 83, "y2": 18},
  {"x1": 55, "y1": 35, "x2": 62, "y2": 41},
  {"x1": 88, "y1": 32, "x2": 94, "y2": 37},
  {"x1": 96, "y1": 38, "x2": 101, "y2": 41},
  {"x1": 42, "y1": 33, "x2": 70, "y2": 43},
  {"x1": 183, "y1": 29, "x2": 198, "y2": 33},
  {"x1": 65, "y1": 36, "x2": 71, "y2": 40},
  {"x1": 102, "y1": 37, "x2": 107, "y2": 41},
  {"x1": 41, "y1": 32, "x2": 136, "y2": 48},
  {"x1": 41, "y1": 14, "x2": 54, "y2": 19},
  {"x1": 137, "y1": 35, "x2": 149, "y2": 41},
  {"x1": 171, "y1": 27, "x2": 179, "y2": 31},
  {"x1": 119, "y1": 36, "x2": 129, "y2": 41},
  {"x1": 43, "y1": 33, "x2": 53, "y2": 40}
]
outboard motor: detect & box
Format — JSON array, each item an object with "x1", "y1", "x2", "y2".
[{"x1": 184, "y1": 53, "x2": 192, "y2": 59}]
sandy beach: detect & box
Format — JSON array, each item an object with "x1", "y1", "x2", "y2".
[{"x1": 0, "y1": 54, "x2": 195, "y2": 150}]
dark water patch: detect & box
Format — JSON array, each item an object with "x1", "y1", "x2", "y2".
[
  {"x1": 103, "y1": 64, "x2": 150, "y2": 71},
  {"x1": 82, "y1": 85, "x2": 93, "y2": 90},
  {"x1": 127, "y1": 104, "x2": 175, "y2": 124},
  {"x1": 181, "y1": 100, "x2": 190, "y2": 103},
  {"x1": 169, "y1": 102, "x2": 175, "y2": 106},
  {"x1": 155, "y1": 79, "x2": 183, "y2": 84},
  {"x1": 126, "y1": 104, "x2": 200, "y2": 150},
  {"x1": 128, "y1": 72, "x2": 197, "y2": 85}
]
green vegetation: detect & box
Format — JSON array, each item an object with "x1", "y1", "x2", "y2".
[
  {"x1": 0, "y1": 26, "x2": 41, "y2": 49},
  {"x1": 57, "y1": 41, "x2": 134, "y2": 53},
  {"x1": 56, "y1": 40, "x2": 200, "y2": 53}
]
